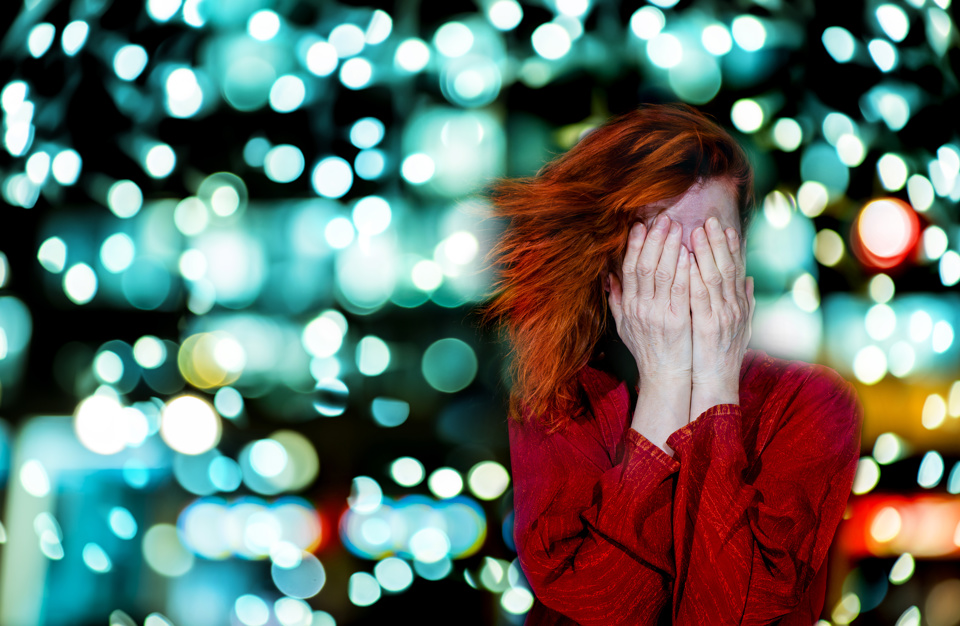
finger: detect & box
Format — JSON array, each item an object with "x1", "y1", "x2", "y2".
[
  {"x1": 654, "y1": 219, "x2": 682, "y2": 303},
  {"x1": 637, "y1": 214, "x2": 670, "y2": 300},
  {"x1": 689, "y1": 252, "x2": 711, "y2": 317},
  {"x1": 746, "y1": 276, "x2": 755, "y2": 343},
  {"x1": 705, "y1": 217, "x2": 738, "y2": 303},
  {"x1": 725, "y1": 227, "x2": 748, "y2": 311},
  {"x1": 692, "y1": 225, "x2": 723, "y2": 309},
  {"x1": 725, "y1": 224, "x2": 739, "y2": 257},
  {"x1": 672, "y1": 246, "x2": 690, "y2": 315},
  {"x1": 620, "y1": 223, "x2": 645, "y2": 303}
]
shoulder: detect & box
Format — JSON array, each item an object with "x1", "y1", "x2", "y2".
[
  {"x1": 749, "y1": 348, "x2": 858, "y2": 403},
  {"x1": 507, "y1": 364, "x2": 628, "y2": 470},
  {"x1": 748, "y1": 349, "x2": 862, "y2": 453}
]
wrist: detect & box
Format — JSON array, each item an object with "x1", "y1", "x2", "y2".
[
  {"x1": 633, "y1": 381, "x2": 691, "y2": 456},
  {"x1": 690, "y1": 382, "x2": 739, "y2": 421}
]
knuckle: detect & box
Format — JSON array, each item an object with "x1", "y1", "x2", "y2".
[{"x1": 654, "y1": 267, "x2": 673, "y2": 283}]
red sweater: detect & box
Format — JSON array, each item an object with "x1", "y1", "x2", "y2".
[{"x1": 509, "y1": 348, "x2": 863, "y2": 625}]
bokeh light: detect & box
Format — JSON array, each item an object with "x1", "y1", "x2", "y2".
[
  {"x1": 160, "y1": 395, "x2": 221, "y2": 455},
  {"x1": 3, "y1": 0, "x2": 960, "y2": 622}
]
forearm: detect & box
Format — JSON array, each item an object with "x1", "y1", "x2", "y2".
[{"x1": 631, "y1": 380, "x2": 692, "y2": 457}]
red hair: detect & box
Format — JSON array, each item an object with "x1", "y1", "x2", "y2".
[{"x1": 475, "y1": 103, "x2": 755, "y2": 431}]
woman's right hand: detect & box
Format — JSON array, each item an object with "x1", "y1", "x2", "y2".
[{"x1": 607, "y1": 214, "x2": 693, "y2": 388}]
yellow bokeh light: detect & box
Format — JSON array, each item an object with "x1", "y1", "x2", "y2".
[
  {"x1": 871, "y1": 506, "x2": 902, "y2": 542},
  {"x1": 852, "y1": 457, "x2": 880, "y2": 495},
  {"x1": 922, "y1": 394, "x2": 947, "y2": 430},
  {"x1": 177, "y1": 332, "x2": 243, "y2": 389},
  {"x1": 814, "y1": 229, "x2": 845, "y2": 266},
  {"x1": 832, "y1": 592, "x2": 861, "y2": 625}
]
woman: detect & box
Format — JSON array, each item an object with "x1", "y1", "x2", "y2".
[{"x1": 477, "y1": 104, "x2": 863, "y2": 624}]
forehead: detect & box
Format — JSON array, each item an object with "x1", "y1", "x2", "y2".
[{"x1": 638, "y1": 179, "x2": 739, "y2": 224}]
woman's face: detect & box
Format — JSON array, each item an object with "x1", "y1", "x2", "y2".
[
  {"x1": 608, "y1": 178, "x2": 742, "y2": 290},
  {"x1": 636, "y1": 178, "x2": 741, "y2": 255}
]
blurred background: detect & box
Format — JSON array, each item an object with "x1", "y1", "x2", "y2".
[{"x1": 0, "y1": 0, "x2": 958, "y2": 624}]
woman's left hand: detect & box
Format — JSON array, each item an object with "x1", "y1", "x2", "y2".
[{"x1": 688, "y1": 216, "x2": 755, "y2": 420}]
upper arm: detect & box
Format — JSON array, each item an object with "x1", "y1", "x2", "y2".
[{"x1": 747, "y1": 365, "x2": 862, "y2": 596}]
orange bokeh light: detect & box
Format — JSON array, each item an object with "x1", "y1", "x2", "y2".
[{"x1": 850, "y1": 198, "x2": 921, "y2": 270}]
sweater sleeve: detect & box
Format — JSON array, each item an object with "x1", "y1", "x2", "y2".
[
  {"x1": 665, "y1": 366, "x2": 863, "y2": 625},
  {"x1": 509, "y1": 405, "x2": 680, "y2": 625}
]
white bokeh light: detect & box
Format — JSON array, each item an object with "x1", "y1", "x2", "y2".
[
  {"x1": 61, "y1": 20, "x2": 89, "y2": 56},
  {"x1": 147, "y1": 0, "x2": 181, "y2": 22},
  {"x1": 773, "y1": 118, "x2": 802, "y2": 151},
  {"x1": 330, "y1": 23, "x2": 365, "y2": 57},
  {"x1": 731, "y1": 99, "x2": 763, "y2": 133},
  {"x1": 630, "y1": 7, "x2": 664, "y2": 40},
  {"x1": 467, "y1": 461, "x2": 510, "y2": 500},
  {"x1": 28, "y1": 23, "x2": 55, "y2": 58},
  {"x1": 702, "y1": 24, "x2": 732, "y2": 55},
  {"x1": 248, "y1": 10, "x2": 281, "y2": 41},
  {"x1": 427, "y1": 467, "x2": 463, "y2": 499},
  {"x1": 145, "y1": 144, "x2": 176, "y2": 178},
  {"x1": 401, "y1": 153, "x2": 435, "y2": 184},
  {"x1": 876, "y1": 4, "x2": 909, "y2": 42},
  {"x1": 306, "y1": 41, "x2": 338, "y2": 76},
  {"x1": 390, "y1": 457, "x2": 425, "y2": 487},
  {"x1": 75, "y1": 395, "x2": 128, "y2": 455},
  {"x1": 160, "y1": 395, "x2": 221, "y2": 455},
  {"x1": 732, "y1": 15, "x2": 766, "y2": 51},
  {"x1": 312, "y1": 157, "x2": 353, "y2": 198},
  {"x1": 488, "y1": 0, "x2": 523, "y2": 31},
  {"x1": 532, "y1": 23, "x2": 571, "y2": 60},
  {"x1": 100, "y1": 233, "x2": 136, "y2": 274},
  {"x1": 868, "y1": 39, "x2": 898, "y2": 72},
  {"x1": 64, "y1": 263, "x2": 98, "y2": 304},
  {"x1": 352, "y1": 196, "x2": 391, "y2": 236},
  {"x1": 114, "y1": 45, "x2": 149, "y2": 80},
  {"x1": 646, "y1": 32, "x2": 682, "y2": 68},
  {"x1": 395, "y1": 38, "x2": 430, "y2": 72},
  {"x1": 340, "y1": 57, "x2": 373, "y2": 89},
  {"x1": 877, "y1": 153, "x2": 908, "y2": 191},
  {"x1": 52, "y1": 149, "x2": 82, "y2": 185},
  {"x1": 853, "y1": 345, "x2": 887, "y2": 384},
  {"x1": 434, "y1": 22, "x2": 473, "y2": 58},
  {"x1": 269, "y1": 75, "x2": 306, "y2": 113}
]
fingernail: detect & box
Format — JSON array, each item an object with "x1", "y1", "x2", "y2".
[
  {"x1": 669, "y1": 221, "x2": 680, "y2": 235},
  {"x1": 726, "y1": 229, "x2": 737, "y2": 241},
  {"x1": 708, "y1": 217, "x2": 720, "y2": 230}
]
